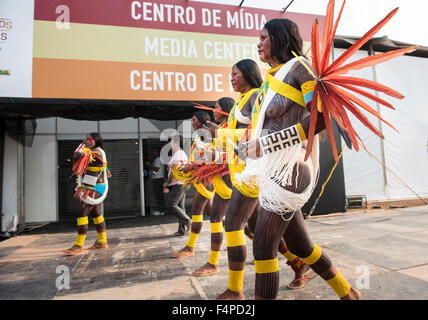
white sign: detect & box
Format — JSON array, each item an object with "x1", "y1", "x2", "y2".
[{"x1": 0, "y1": 0, "x2": 35, "y2": 98}]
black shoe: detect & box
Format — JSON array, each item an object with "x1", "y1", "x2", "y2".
[{"x1": 172, "y1": 231, "x2": 185, "y2": 237}]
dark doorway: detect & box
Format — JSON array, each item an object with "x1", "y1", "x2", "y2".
[
  {"x1": 143, "y1": 139, "x2": 194, "y2": 215},
  {"x1": 58, "y1": 139, "x2": 141, "y2": 221},
  {"x1": 143, "y1": 139, "x2": 168, "y2": 215},
  {"x1": 302, "y1": 126, "x2": 347, "y2": 216}
]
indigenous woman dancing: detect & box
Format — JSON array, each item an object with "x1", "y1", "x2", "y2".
[
  {"x1": 64, "y1": 133, "x2": 110, "y2": 255},
  {"x1": 171, "y1": 111, "x2": 215, "y2": 258},
  {"x1": 240, "y1": 18, "x2": 360, "y2": 300},
  {"x1": 190, "y1": 97, "x2": 235, "y2": 277},
  {"x1": 215, "y1": 59, "x2": 315, "y2": 300}
]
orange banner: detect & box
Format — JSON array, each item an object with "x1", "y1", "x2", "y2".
[{"x1": 33, "y1": 58, "x2": 241, "y2": 101}]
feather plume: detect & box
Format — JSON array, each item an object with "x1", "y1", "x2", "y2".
[{"x1": 299, "y1": 1, "x2": 417, "y2": 162}]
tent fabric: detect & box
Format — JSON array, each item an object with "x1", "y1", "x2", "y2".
[{"x1": 335, "y1": 48, "x2": 428, "y2": 201}]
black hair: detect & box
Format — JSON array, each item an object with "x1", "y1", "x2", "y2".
[
  {"x1": 193, "y1": 111, "x2": 211, "y2": 127},
  {"x1": 233, "y1": 59, "x2": 263, "y2": 89},
  {"x1": 217, "y1": 97, "x2": 235, "y2": 114},
  {"x1": 89, "y1": 132, "x2": 103, "y2": 148},
  {"x1": 264, "y1": 19, "x2": 304, "y2": 64}
]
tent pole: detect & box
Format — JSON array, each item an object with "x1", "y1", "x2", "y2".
[{"x1": 369, "y1": 45, "x2": 388, "y2": 190}]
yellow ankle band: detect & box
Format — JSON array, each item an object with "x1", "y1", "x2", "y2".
[
  {"x1": 92, "y1": 215, "x2": 104, "y2": 225},
  {"x1": 302, "y1": 243, "x2": 322, "y2": 265},
  {"x1": 77, "y1": 216, "x2": 88, "y2": 226},
  {"x1": 283, "y1": 250, "x2": 298, "y2": 262},
  {"x1": 255, "y1": 258, "x2": 279, "y2": 274},
  {"x1": 208, "y1": 250, "x2": 220, "y2": 265},
  {"x1": 97, "y1": 231, "x2": 107, "y2": 244},
  {"x1": 192, "y1": 215, "x2": 203, "y2": 223},
  {"x1": 226, "y1": 230, "x2": 245, "y2": 247},
  {"x1": 75, "y1": 234, "x2": 86, "y2": 246},
  {"x1": 326, "y1": 271, "x2": 352, "y2": 298},
  {"x1": 228, "y1": 269, "x2": 244, "y2": 292},
  {"x1": 186, "y1": 232, "x2": 199, "y2": 248},
  {"x1": 210, "y1": 222, "x2": 223, "y2": 233}
]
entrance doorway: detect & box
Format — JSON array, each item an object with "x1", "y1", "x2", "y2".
[{"x1": 58, "y1": 139, "x2": 141, "y2": 221}]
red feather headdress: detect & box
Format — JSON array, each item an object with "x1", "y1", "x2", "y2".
[
  {"x1": 297, "y1": 0, "x2": 417, "y2": 162},
  {"x1": 191, "y1": 101, "x2": 230, "y2": 116}
]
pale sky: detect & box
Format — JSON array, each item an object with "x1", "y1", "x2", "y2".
[{"x1": 191, "y1": 0, "x2": 428, "y2": 47}]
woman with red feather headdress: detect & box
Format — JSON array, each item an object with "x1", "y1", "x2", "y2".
[
  {"x1": 170, "y1": 111, "x2": 215, "y2": 253},
  {"x1": 237, "y1": 0, "x2": 415, "y2": 300}
]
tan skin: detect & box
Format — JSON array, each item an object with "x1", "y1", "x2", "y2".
[
  {"x1": 242, "y1": 28, "x2": 360, "y2": 300},
  {"x1": 171, "y1": 115, "x2": 214, "y2": 258}
]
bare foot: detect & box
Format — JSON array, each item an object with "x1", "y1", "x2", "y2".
[
  {"x1": 63, "y1": 245, "x2": 83, "y2": 256},
  {"x1": 215, "y1": 289, "x2": 245, "y2": 300},
  {"x1": 88, "y1": 241, "x2": 108, "y2": 251},
  {"x1": 192, "y1": 263, "x2": 219, "y2": 277},
  {"x1": 341, "y1": 287, "x2": 361, "y2": 300},
  {"x1": 172, "y1": 246, "x2": 194, "y2": 258}
]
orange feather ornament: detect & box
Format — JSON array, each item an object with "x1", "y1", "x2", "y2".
[
  {"x1": 191, "y1": 101, "x2": 230, "y2": 116},
  {"x1": 300, "y1": 0, "x2": 417, "y2": 162}
]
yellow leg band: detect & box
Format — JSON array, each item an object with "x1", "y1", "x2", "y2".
[
  {"x1": 228, "y1": 269, "x2": 244, "y2": 292},
  {"x1": 302, "y1": 243, "x2": 322, "y2": 265},
  {"x1": 210, "y1": 222, "x2": 224, "y2": 233},
  {"x1": 97, "y1": 231, "x2": 107, "y2": 244},
  {"x1": 186, "y1": 232, "x2": 199, "y2": 248},
  {"x1": 92, "y1": 215, "x2": 104, "y2": 225},
  {"x1": 192, "y1": 215, "x2": 203, "y2": 223},
  {"x1": 326, "y1": 271, "x2": 352, "y2": 298},
  {"x1": 226, "y1": 230, "x2": 246, "y2": 247},
  {"x1": 75, "y1": 234, "x2": 86, "y2": 247},
  {"x1": 255, "y1": 258, "x2": 279, "y2": 274},
  {"x1": 208, "y1": 250, "x2": 220, "y2": 265},
  {"x1": 77, "y1": 216, "x2": 88, "y2": 226},
  {"x1": 283, "y1": 250, "x2": 298, "y2": 262}
]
